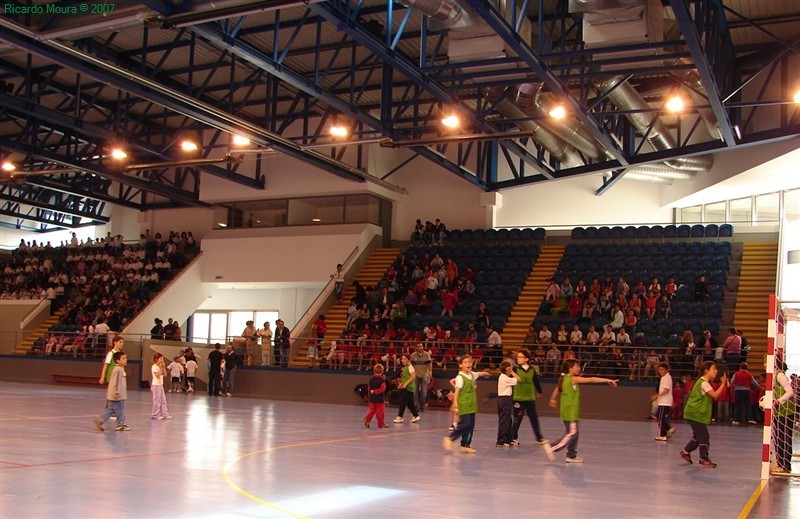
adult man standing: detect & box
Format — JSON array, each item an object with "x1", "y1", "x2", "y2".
[
  {"x1": 410, "y1": 342, "x2": 432, "y2": 410},
  {"x1": 274, "y1": 319, "x2": 291, "y2": 368},
  {"x1": 222, "y1": 344, "x2": 239, "y2": 397},
  {"x1": 242, "y1": 320, "x2": 260, "y2": 366},
  {"x1": 207, "y1": 343, "x2": 224, "y2": 396}
]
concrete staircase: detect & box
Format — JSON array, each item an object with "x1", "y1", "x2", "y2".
[
  {"x1": 501, "y1": 245, "x2": 565, "y2": 354},
  {"x1": 290, "y1": 247, "x2": 400, "y2": 367},
  {"x1": 733, "y1": 242, "x2": 778, "y2": 362},
  {"x1": 14, "y1": 309, "x2": 65, "y2": 354}
]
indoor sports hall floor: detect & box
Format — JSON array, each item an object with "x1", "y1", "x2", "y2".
[{"x1": 0, "y1": 381, "x2": 795, "y2": 518}]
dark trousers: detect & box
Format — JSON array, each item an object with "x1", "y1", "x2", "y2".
[
  {"x1": 684, "y1": 419, "x2": 711, "y2": 460},
  {"x1": 449, "y1": 412, "x2": 476, "y2": 447},
  {"x1": 550, "y1": 420, "x2": 579, "y2": 459},
  {"x1": 656, "y1": 405, "x2": 672, "y2": 436},
  {"x1": 511, "y1": 400, "x2": 545, "y2": 442},
  {"x1": 277, "y1": 346, "x2": 289, "y2": 367},
  {"x1": 207, "y1": 369, "x2": 221, "y2": 396},
  {"x1": 396, "y1": 389, "x2": 419, "y2": 419},
  {"x1": 734, "y1": 389, "x2": 752, "y2": 422},
  {"x1": 496, "y1": 396, "x2": 514, "y2": 444},
  {"x1": 774, "y1": 414, "x2": 796, "y2": 471}
]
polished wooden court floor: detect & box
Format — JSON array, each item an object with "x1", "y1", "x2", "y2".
[{"x1": 0, "y1": 381, "x2": 795, "y2": 518}]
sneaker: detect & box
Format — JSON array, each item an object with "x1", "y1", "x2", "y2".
[
  {"x1": 543, "y1": 442, "x2": 557, "y2": 462},
  {"x1": 442, "y1": 436, "x2": 454, "y2": 452},
  {"x1": 393, "y1": 417, "x2": 404, "y2": 423},
  {"x1": 496, "y1": 443, "x2": 510, "y2": 448},
  {"x1": 94, "y1": 417, "x2": 104, "y2": 431},
  {"x1": 654, "y1": 436, "x2": 668, "y2": 441},
  {"x1": 226, "y1": 393, "x2": 232, "y2": 397},
  {"x1": 157, "y1": 416, "x2": 166, "y2": 421},
  {"x1": 666, "y1": 428, "x2": 676, "y2": 438},
  {"x1": 536, "y1": 439, "x2": 548, "y2": 445},
  {"x1": 459, "y1": 446, "x2": 477, "y2": 454},
  {"x1": 165, "y1": 415, "x2": 172, "y2": 420},
  {"x1": 379, "y1": 424, "x2": 390, "y2": 428},
  {"x1": 510, "y1": 440, "x2": 520, "y2": 447},
  {"x1": 115, "y1": 424, "x2": 131, "y2": 432},
  {"x1": 410, "y1": 416, "x2": 421, "y2": 423},
  {"x1": 748, "y1": 420, "x2": 757, "y2": 425},
  {"x1": 448, "y1": 424, "x2": 456, "y2": 432},
  {"x1": 364, "y1": 420, "x2": 370, "y2": 428},
  {"x1": 731, "y1": 421, "x2": 740, "y2": 425},
  {"x1": 699, "y1": 459, "x2": 717, "y2": 469},
  {"x1": 565, "y1": 456, "x2": 584, "y2": 463},
  {"x1": 679, "y1": 450, "x2": 693, "y2": 464}
]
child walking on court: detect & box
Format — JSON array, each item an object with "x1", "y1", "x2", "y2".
[
  {"x1": 151, "y1": 352, "x2": 171, "y2": 420},
  {"x1": 394, "y1": 354, "x2": 421, "y2": 424},
  {"x1": 167, "y1": 356, "x2": 184, "y2": 393},
  {"x1": 364, "y1": 364, "x2": 390, "y2": 428},
  {"x1": 496, "y1": 360, "x2": 520, "y2": 447},
  {"x1": 679, "y1": 361, "x2": 729, "y2": 468},
  {"x1": 511, "y1": 348, "x2": 547, "y2": 447},
  {"x1": 94, "y1": 351, "x2": 131, "y2": 432},
  {"x1": 443, "y1": 355, "x2": 491, "y2": 454},
  {"x1": 652, "y1": 362, "x2": 675, "y2": 441},
  {"x1": 185, "y1": 356, "x2": 198, "y2": 392},
  {"x1": 546, "y1": 359, "x2": 618, "y2": 463}
]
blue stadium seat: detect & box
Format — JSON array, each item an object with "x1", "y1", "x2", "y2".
[
  {"x1": 654, "y1": 319, "x2": 671, "y2": 337},
  {"x1": 520, "y1": 228, "x2": 534, "y2": 240},
  {"x1": 704, "y1": 224, "x2": 719, "y2": 238},
  {"x1": 533, "y1": 228, "x2": 546, "y2": 241},
  {"x1": 690, "y1": 302, "x2": 707, "y2": 319},
  {"x1": 571, "y1": 227, "x2": 585, "y2": 240},
  {"x1": 508, "y1": 228, "x2": 521, "y2": 241},
  {"x1": 472, "y1": 229, "x2": 486, "y2": 241},
  {"x1": 597, "y1": 226, "x2": 611, "y2": 239},
  {"x1": 610, "y1": 226, "x2": 624, "y2": 239},
  {"x1": 719, "y1": 224, "x2": 733, "y2": 237},
  {"x1": 690, "y1": 224, "x2": 705, "y2": 238},
  {"x1": 707, "y1": 302, "x2": 723, "y2": 320},
  {"x1": 650, "y1": 225, "x2": 664, "y2": 239},
  {"x1": 671, "y1": 320, "x2": 687, "y2": 336},
  {"x1": 677, "y1": 225, "x2": 691, "y2": 238},
  {"x1": 687, "y1": 319, "x2": 704, "y2": 337},
  {"x1": 650, "y1": 336, "x2": 667, "y2": 348},
  {"x1": 666, "y1": 335, "x2": 683, "y2": 349},
  {"x1": 496, "y1": 228, "x2": 509, "y2": 241},
  {"x1": 717, "y1": 241, "x2": 732, "y2": 255},
  {"x1": 583, "y1": 226, "x2": 598, "y2": 239},
  {"x1": 663, "y1": 225, "x2": 677, "y2": 238},
  {"x1": 460, "y1": 229, "x2": 473, "y2": 241},
  {"x1": 672, "y1": 302, "x2": 690, "y2": 319},
  {"x1": 636, "y1": 226, "x2": 650, "y2": 240},
  {"x1": 709, "y1": 286, "x2": 725, "y2": 302}
]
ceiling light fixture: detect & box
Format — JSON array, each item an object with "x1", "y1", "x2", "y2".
[
  {"x1": 232, "y1": 135, "x2": 251, "y2": 146},
  {"x1": 330, "y1": 123, "x2": 349, "y2": 138},
  {"x1": 180, "y1": 140, "x2": 198, "y2": 152},
  {"x1": 548, "y1": 105, "x2": 567, "y2": 120},
  {"x1": 110, "y1": 148, "x2": 128, "y2": 160},
  {"x1": 665, "y1": 95, "x2": 686, "y2": 113},
  {"x1": 794, "y1": 90, "x2": 800, "y2": 104},
  {"x1": 440, "y1": 114, "x2": 460, "y2": 129},
  {"x1": 1, "y1": 161, "x2": 15, "y2": 172}
]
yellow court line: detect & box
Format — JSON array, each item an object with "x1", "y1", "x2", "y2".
[
  {"x1": 222, "y1": 428, "x2": 439, "y2": 518},
  {"x1": 737, "y1": 480, "x2": 768, "y2": 519}
]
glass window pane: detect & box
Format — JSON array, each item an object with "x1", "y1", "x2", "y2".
[
  {"x1": 704, "y1": 202, "x2": 725, "y2": 223},
  {"x1": 681, "y1": 205, "x2": 701, "y2": 223},
  {"x1": 729, "y1": 197, "x2": 751, "y2": 222},
  {"x1": 213, "y1": 207, "x2": 230, "y2": 230},
  {"x1": 192, "y1": 313, "x2": 210, "y2": 343},
  {"x1": 239, "y1": 200, "x2": 288, "y2": 228},
  {"x1": 254, "y1": 311, "x2": 280, "y2": 330},
  {"x1": 229, "y1": 312, "x2": 253, "y2": 340},
  {"x1": 287, "y1": 197, "x2": 344, "y2": 225},
  {"x1": 345, "y1": 195, "x2": 379, "y2": 224},
  {"x1": 784, "y1": 189, "x2": 800, "y2": 220},
  {"x1": 755, "y1": 192, "x2": 779, "y2": 224},
  {"x1": 210, "y1": 314, "x2": 228, "y2": 344}
]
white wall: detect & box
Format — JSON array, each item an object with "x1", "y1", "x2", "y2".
[
  {"x1": 495, "y1": 174, "x2": 672, "y2": 228},
  {"x1": 139, "y1": 206, "x2": 215, "y2": 241},
  {"x1": 779, "y1": 216, "x2": 800, "y2": 303},
  {"x1": 200, "y1": 223, "x2": 380, "y2": 283}
]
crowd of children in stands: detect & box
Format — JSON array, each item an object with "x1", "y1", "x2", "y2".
[{"x1": 3, "y1": 230, "x2": 196, "y2": 357}]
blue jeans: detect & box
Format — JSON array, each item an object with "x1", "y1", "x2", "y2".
[
  {"x1": 414, "y1": 377, "x2": 429, "y2": 410},
  {"x1": 449, "y1": 413, "x2": 476, "y2": 447},
  {"x1": 223, "y1": 368, "x2": 235, "y2": 394},
  {"x1": 99, "y1": 399, "x2": 126, "y2": 426}
]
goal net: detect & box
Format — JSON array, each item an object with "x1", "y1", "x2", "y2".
[{"x1": 764, "y1": 298, "x2": 799, "y2": 479}]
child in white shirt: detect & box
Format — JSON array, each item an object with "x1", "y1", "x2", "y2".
[
  {"x1": 185, "y1": 358, "x2": 198, "y2": 392},
  {"x1": 166, "y1": 357, "x2": 184, "y2": 393},
  {"x1": 496, "y1": 360, "x2": 521, "y2": 447}
]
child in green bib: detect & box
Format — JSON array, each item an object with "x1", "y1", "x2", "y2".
[
  {"x1": 442, "y1": 355, "x2": 491, "y2": 454},
  {"x1": 546, "y1": 359, "x2": 618, "y2": 463},
  {"x1": 679, "y1": 361, "x2": 729, "y2": 468}
]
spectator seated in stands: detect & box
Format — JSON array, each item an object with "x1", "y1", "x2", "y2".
[
  {"x1": 643, "y1": 350, "x2": 661, "y2": 380},
  {"x1": 544, "y1": 344, "x2": 561, "y2": 375}
]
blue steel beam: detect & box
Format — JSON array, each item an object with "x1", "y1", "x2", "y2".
[
  {"x1": 0, "y1": 184, "x2": 110, "y2": 222},
  {"x1": 0, "y1": 20, "x2": 371, "y2": 185},
  {"x1": 308, "y1": 1, "x2": 553, "y2": 180},
  {"x1": 181, "y1": 21, "x2": 487, "y2": 187},
  {"x1": 669, "y1": 0, "x2": 737, "y2": 147},
  {"x1": 461, "y1": 0, "x2": 629, "y2": 167}
]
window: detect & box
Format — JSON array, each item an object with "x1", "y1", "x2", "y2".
[
  {"x1": 755, "y1": 192, "x2": 780, "y2": 224},
  {"x1": 287, "y1": 196, "x2": 344, "y2": 225},
  {"x1": 191, "y1": 312, "x2": 229, "y2": 344},
  {"x1": 729, "y1": 197, "x2": 751, "y2": 222},
  {"x1": 704, "y1": 201, "x2": 726, "y2": 223},
  {"x1": 681, "y1": 205, "x2": 702, "y2": 223},
  {"x1": 784, "y1": 189, "x2": 800, "y2": 220}
]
